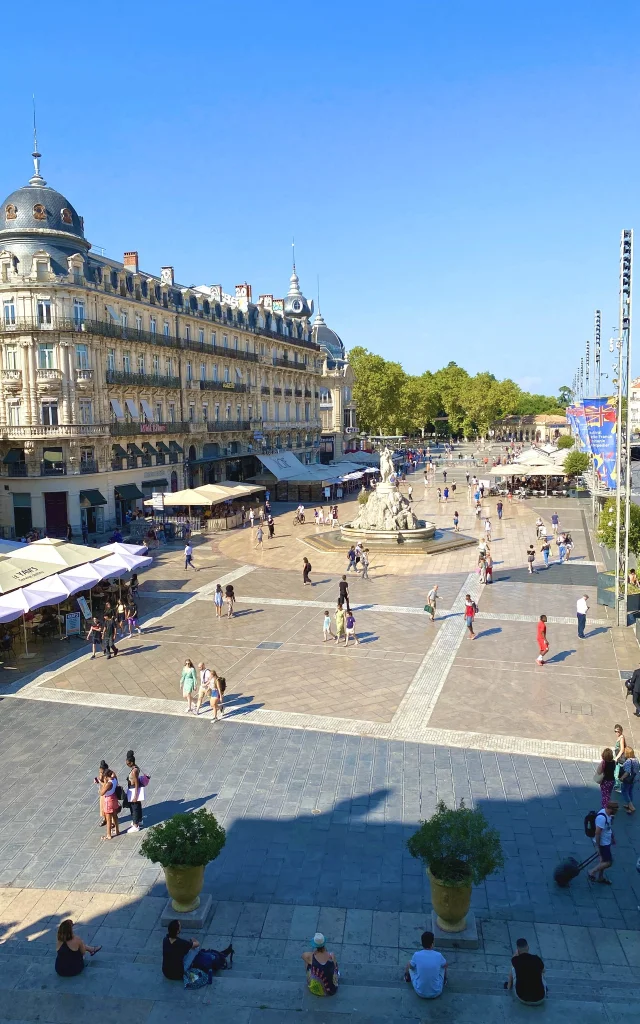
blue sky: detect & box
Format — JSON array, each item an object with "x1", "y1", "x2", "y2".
[{"x1": 1, "y1": 0, "x2": 637, "y2": 395}]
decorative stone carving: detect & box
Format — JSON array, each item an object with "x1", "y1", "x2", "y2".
[{"x1": 349, "y1": 483, "x2": 420, "y2": 532}]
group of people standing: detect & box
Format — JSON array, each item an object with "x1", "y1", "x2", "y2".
[
  {"x1": 93, "y1": 750, "x2": 147, "y2": 838},
  {"x1": 179, "y1": 658, "x2": 226, "y2": 718},
  {"x1": 86, "y1": 581, "x2": 141, "y2": 659}
]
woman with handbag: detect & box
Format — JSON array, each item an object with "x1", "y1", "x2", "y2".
[
  {"x1": 100, "y1": 770, "x2": 120, "y2": 840},
  {"x1": 619, "y1": 747, "x2": 639, "y2": 814},
  {"x1": 595, "y1": 748, "x2": 616, "y2": 807}
]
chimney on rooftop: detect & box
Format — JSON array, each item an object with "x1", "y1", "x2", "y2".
[{"x1": 124, "y1": 251, "x2": 139, "y2": 273}]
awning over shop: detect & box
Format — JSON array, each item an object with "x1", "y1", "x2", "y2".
[
  {"x1": 143, "y1": 488, "x2": 215, "y2": 507},
  {"x1": 79, "y1": 489, "x2": 107, "y2": 507},
  {"x1": 255, "y1": 451, "x2": 316, "y2": 481},
  {"x1": 169, "y1": 441, "x2": 183, "y2": 453},
  {"x1": 156, "y1": 441, "x2": 171, "y2": 454},
  {"x1": 115, "y1": 483, "x2": 144, "y2": 500},
  {"x1": 3, "y1": 448, "x2": 24, "y2": 464},
  {"x1": 141, "y1": 441, "x2": 158, "y2": 455},
  {"x1": 127, "y1": 444, "x2": 144, "y2": 457},
  {"x1": 487, "y1": 465, "x2": 567, "y2": 477},
  {"x1": 141, "y1": 478, "x2": 168, "y2": 491},
  {"x1": 112, "y1": 444, "x2": 128, "y2": 459},
  {"x1": 195, "y1": 482, "x2": 265, "y2": 501}
]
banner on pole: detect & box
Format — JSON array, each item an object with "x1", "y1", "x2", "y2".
[
  {"x1": 567, "y1": 404, "x2": 590, "y2": 452},
  {"x1": 582, "y1": 397, "x2": 618, "y2": 489}
]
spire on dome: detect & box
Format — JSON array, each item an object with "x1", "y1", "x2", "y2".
[
  {"x1": 284, "y1": 238, "x2": 313, "y2": 318},
  {"x1": 29, "y1": 96, "x2": 46, "y2": 186}
]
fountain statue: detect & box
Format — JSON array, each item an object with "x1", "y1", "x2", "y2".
[{"x1": 343, "y1": 446, "x2": 435, "y2": 545}]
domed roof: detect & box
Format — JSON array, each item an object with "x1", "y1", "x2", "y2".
[
  {"x1": 1, "y1": 182, "x2": 85, "y2": 241},
  {"x1": 312, "y1": 311, "x2": 345, "y2": 362}
]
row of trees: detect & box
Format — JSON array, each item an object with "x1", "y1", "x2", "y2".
[{"x1": 349, "y1": 348, "x2": 570, "y2": 437}]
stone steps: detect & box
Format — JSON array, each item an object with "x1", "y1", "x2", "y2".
[{"x1": 0, "y1": 948, "x2": 639, "y2": 1022}]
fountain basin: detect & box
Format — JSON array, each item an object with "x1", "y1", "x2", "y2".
[{"x1": 341, "y1": 521, "x2": 436, "y2": 546}]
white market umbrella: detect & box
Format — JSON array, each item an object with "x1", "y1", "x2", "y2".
[
  {"x1": 0, "y1": 575, "x2": 69, "y2": 655},
  {"x1": 97, "y1": 551, "x2": 152, "y2": 575},
  {"x1": 100, "y1": 541, "x2": 149, "y2": 557}
]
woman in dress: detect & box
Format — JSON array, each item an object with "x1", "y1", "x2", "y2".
[
  {"x1": 597, "y1": 748, "x2": 616, "y2": 808},
  {"x1": 214, "y1": 584, "x2": 224, "y2": 619},
  {"x1": 302, "y1": 933, "x2": 339, "y2": 997},
  {"x1": 55, "y1": 919, "x2": 100, "y2": 976},
  {"x1": 613, "y1": 723, "x2": 628, "y2": 791},
  {"x1": 180, "y1": 658, "x2": 198, "y2": 713},
  {"x1": 224, "y1": 584, "x2": 235, "y2": 618},
  {"x1": 99, "y1": 769, "x2": 120, "y2": 840}
]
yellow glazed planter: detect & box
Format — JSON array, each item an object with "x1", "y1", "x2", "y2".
[
  {"x1": 427, "y1": 867, "x2": 472, "y2": 932},
  {"x1": 163, "y1": 864, "x2": 205, "y2": 912}
]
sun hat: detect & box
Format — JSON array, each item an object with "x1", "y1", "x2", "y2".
[{"x1": 312, "y1": 933, "x2": 325, "y2": 948}]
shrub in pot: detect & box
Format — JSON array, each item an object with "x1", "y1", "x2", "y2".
[
  {"x1": 407, "y1": 800, "x2": 503, "y2": 932},
  {"x1": 140, "y1": 808, "x2": 226, "y2": 912}
]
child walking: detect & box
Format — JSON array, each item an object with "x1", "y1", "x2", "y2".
[{"x1": 323, "y1": 610, "x2": 335, "y2": 642}]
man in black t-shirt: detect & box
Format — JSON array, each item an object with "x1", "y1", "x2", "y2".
[
  {"x1": 505, "y1": 938, "x2": 546, "y2": 1005},
  {"x1": 162, "y1": 920, "x2": 199, "y2": 980}
]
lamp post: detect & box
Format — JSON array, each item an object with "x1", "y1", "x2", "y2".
[
  {"x1": 594, "y1": 310, "x2": 601, "y2": 396},
  {"x1": 614, "y1": 230, "x2": 633, "y2": 627}
]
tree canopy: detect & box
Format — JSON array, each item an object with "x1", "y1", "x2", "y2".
[
  {"x1": 348, "y1": 349, "x2": 565, "y2": 437},
  {"x1": 597, "y1": 497, "x2": 640, "y2": 558}
]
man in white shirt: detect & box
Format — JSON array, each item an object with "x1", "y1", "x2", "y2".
[
  {"x1": 588, "y1": 800, "x2": 618, "y2": 884},
  {"x1": 195, "y1": 662, "x2": 213, "y2": 715},
  {"x1": 404, "y1": 931, "x2": 447, "y2": 999},
  {"x1": 184, "y1": 543, "x2": 195, "y2": 571},
  {"x1": 576, "y1": 594, "x2": 589, "y2": 639}
]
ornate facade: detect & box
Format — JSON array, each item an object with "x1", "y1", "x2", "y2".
[
  {"x1": 312, "y1": 312, "x2": 357, "y2": 461},
  {"x1": 0, "y1": 154, "x2": 322, "y2": 537}
]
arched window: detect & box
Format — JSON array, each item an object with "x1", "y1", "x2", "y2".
[
  {"x1": 5, "y1": 204, "x2": 17, "y2": 221},
  {"x1": 188, "y1": 444, "x2": 197, "y2": 462}
]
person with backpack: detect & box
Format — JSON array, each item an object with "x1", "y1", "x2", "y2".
[
  {"x1": 162, "y1": 920, "x2": 233, "y2": 983},
  {"x1": 619, "y1": 747, "x2": 639, "y2": 814},
  {"x1": 587, "y1": 800, "x2": 618, "y2": 885},
  {"x1": 464, "y1": 594, "x2": 477, "y2": 639}
]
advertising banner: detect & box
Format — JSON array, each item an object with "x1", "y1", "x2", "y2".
[
  {"x1": 567, "y1": 404, "x2": 590, "y2": 452},
  {"x1": 582, "y1": 397, "x2": 617, "y2": 489}
]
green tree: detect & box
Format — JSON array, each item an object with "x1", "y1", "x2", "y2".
[
  {"x1": 433, "y1": 362, "x2": 471, "y2": 434},
  {"x1": 556, "y1": 435, "x2": 575, "y2": 450},
  {"x1": 597, "y1": 497, "x2": 640, "y2": 557},
  {"x1": 558, "y1": 385, "x2": 573, "y2": 406},
  {"x1": 348, "y1": 347, "x2": 406, "y2": 434},
  {"x1": 563, "y1": 450, "x2": 589, "y2": 476},
  {"x1": 516, "y1": 393, "x2": 561, "y2": 415},
  {"x1": 397, "y1": 371, "x2": 441, "y2": 435}
]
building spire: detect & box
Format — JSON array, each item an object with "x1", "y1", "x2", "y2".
[
  {"x1": 29, "y1": 95, "x2": 46, "y2": 186},
  {"x1": 313, "y1": 274, "x2": 326, "y2": 326}
]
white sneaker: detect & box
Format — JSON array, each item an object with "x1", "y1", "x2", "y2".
[{"x1": 127, "y1": 824, "x2": 141, "y2": 833}]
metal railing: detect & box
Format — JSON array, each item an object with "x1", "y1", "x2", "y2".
[
  {"x1": 198, "y1": 380, "x2": 247, "y2": 393},
  {"x1": 109, "y1": 420, "x2": 191, "y2": 436},
  {"x1": 204, "y1": 420, "x2": 253, "y2": 433},
  {"x1": 79, "y1": 459, "x2": 99, "y2": 474},
  {"x1": 105, "y1": 369, "x2": 182, "y2": 389},
  {"x1": 1, "y1": 423, "x2": 109, "y2": 438},
  {"x1": 40, "y1": 461, "x2": 66, "y2": 476}
]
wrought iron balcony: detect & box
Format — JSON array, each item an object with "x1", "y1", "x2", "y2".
[
  {"x1": 79, "y1": 459, "x2": 99, "y2": 474},
  {"x1": 261, "y1": 386, "x2": 271, "y2": 395},
  {"x1": 204, "y1": 420, "x2": 253, "y2": 433},
  {"x1": 198, "y1": 380, "x2": 247, "y2": 393},
  {"x1": 40, "y1": 460, "x2": 66, "y2": 476},
  {"x1": 105, "y1": 369, "x2": 181, "y2": 389},
  {"x1": 109, "y1": 420, "x2": 191, "y2": 436}
]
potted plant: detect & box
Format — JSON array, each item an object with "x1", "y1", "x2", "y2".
[
  {"x1": 407, "y1": 800, "x2": 503, "y2": 932},
  {"x1": 140, "y1": 808, "x2": 226, "y2": 912}
]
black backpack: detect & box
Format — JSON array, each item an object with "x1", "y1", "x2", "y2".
[
  {"x1": 584, "y1": 810, "x2": 597, "y2": 839},
  {"x1": 626, "y1": 677, "x2": 635, "y2": 699}
]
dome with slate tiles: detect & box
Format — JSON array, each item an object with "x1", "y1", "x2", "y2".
[{"x1": 1, "y1": 183, "x2": 85, "y2": 242}]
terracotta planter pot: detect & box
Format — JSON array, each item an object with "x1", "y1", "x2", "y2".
[
  {"x1": 427, "y1": 867, "x2": 472, "y2": 932},
  {"x1": 163, "y1": 864, "x2": 205, "y2": 912}
]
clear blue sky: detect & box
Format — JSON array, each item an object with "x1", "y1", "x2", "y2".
[{"x1": 1, "y1": 0, "x2": 637, "y2": 395}]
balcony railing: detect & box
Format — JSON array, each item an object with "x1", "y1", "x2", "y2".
[
  {"x1": 1, "y1": 423, "x2": 109, "y2": 439},
  {"x1": 1, "y1": 369, "x2": 22, "y2": 386},
  {"x1": 79, "y1": 459, "x2": 99, "y2": 474},
  {"x1": 40, "y1": 461, "x2": 66, "y2": 476},
  {"x1": 198, "y1": 380, "x2": 247, "y2": 393},
  {"x1": 0, "y1": 316, "x2": 320, "y2": 357},
  {"x1": 261, "y1": 386, "x2": 270, "y2": 395},
  {"x1": 295, "y1": 390, "x2": 302, "y2": 397},
  {"x1": 204, "y1": 420, "x2": 253, "y2": 433},
  {"x1": 109, "y1": 420, "x2": 191, "y2": 436},
  {"x1": 105, "y1": 369, "x2": 181, "y2": 389},
  {"x1": 7, "y1": 462, "x2": 27, "y2": 477},
  {"x1": 284, "y1": 389, "x2": 293, "y2": 397},
  {"x1": 75, "y1": 368, "x2": 94, "y2": 383},
  {"x1": 36, "y1": 368, "x2": 64, "y2": 383}
]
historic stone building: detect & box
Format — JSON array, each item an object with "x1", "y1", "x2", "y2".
[
  {"x1": 0, "y1": 152, "x2": 322, "y2": 537},
  {"x1": 311, "y1": 311, "x2": 357, "y2": 462}
]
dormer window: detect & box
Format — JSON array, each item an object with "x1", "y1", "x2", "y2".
[
  {"x1": 61, "y1": 208, "x2": 73, "y2": 225},
  {"x1": 36, "y1": 260, "x2": 49, "y2": 282},
  {"x1": 5, "y1": 204, "x2": 17, "y2": 221},
  {"x1": 33, "y1": 204, "x2": 47, "y2": 221}
]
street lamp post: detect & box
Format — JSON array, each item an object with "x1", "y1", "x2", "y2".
[{"x1": 614, "y1": 230, "x2": 633, "y2": 627}]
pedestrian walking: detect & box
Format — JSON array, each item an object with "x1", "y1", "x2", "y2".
[
  {"x1": 115, "y1": 597, "x2": 127, "y2": 636},
  {"x1": 496, "y1": 499, "x2": 503, "y2": 520},
  {"x1": 557, "y1": 535, "x2": 567, "y2": 564},
  {"x1": 335, "y1": 601, "x2": 346, "y2": 644},
  {"x1": 620, "y1": 748, "x2": 639, "y2": 814},
  {"x1": 361, "y1": 548, "x2": 370, "y2": 580},
  {"x1": 184, "y1": 543, "x2": 196, "y2": 571},
  {"x1": 526, "y1": 545, "x2": 536, "y2": 574},
  {"x1": 302, "y1": 557, "x2": 312, "y2": 586},
  {"x1": 576, "y1": 594, "x2": 589, "y2": 639},
  {"x1": 565, "y1": 532, "x2": 574, "y2": 559},
  {"x1": 536, "y1": 614, "x2": 549, "y2": 666},
  {"x1": 211, "y1": 675, "x2": 226, "y2": 721},
  {"x1": 126, "y1": 601, "x2": 141, "y2": 636},
  {"x1": 94, "y1": 759, "x2": 109, "y2": 828},
  {"x1": 124, "y1": 750, "x2": 145, "y2": 833},
  {"x1": 540, "y1": 538, "x2": 550, "y2": 568},
  {"x1": 588, "y1": 800, "x2": 618, "y2": 885},
  {"x1": 408, "y1": 485, "x2": 413, "y2": 502},
  {"x1": 331, "y1": 506, "x2": 339, "y2": 529},
  {"x1": 101, "y1": 611, "x2": 118, "y2": 659},
  {"x1": 453, "y1": 511, "x2": 460, "y2": 532},
  {"x1": 484, "y1": 518, "x2": 492, "y2": 541},
  {"x1": 346, "y1": 546, "x2": 357, "y2": 573},
  {"x1": 426, "y1": 584, "x2": 438, "y2": 622},
  {"x1": 225, "y1": 584, "x2": 235, "y2": 618},
  {"x1": 630, "y1": 666, "x2": 640, "y2": 717},
  {"x1": 551, "y1": 512, "x2": 559, "y2": 535},
  {"x1": 465, "y1": 471, "x2": 470, "y2": 485},
  {"x1": 339, "y1": 575, "x2": 351, "y2": 612},
  {"x1": 507, "y1": 488, "x2": 513, "y2": 503},
  {"x1": 255, "y1": 525, "x2": 264, "y2": 549},
  {"x1": 180, "y1": 658, "x2": 197, "y2": 713},
  {"x1": 464, "y1": 594, "x2": 477, "y2": 639},
  {"x1": 249, "y1": 508, "x2": 255, "y2": 529},
  {"x1": 614, "y1": 724, "x2": 628, "y2": 790},
  {"x1": 443, "y1": 470, "x2": 447, "y2": 483},
  {"x1": 99, "y1": 769, "x2": 120, "y2": 840},
  {"x1": 214, "y1": 583, "x2": 224, "y2": 618},
  {"x1": 195, "y1": 662, "x2": 214, "y2": 715},
  {"x1": 323, "y1": 610, "x2": 335, "y2": 642},
  {"x1": 267, "y1": 515, "x2": 275, "y2": 539},
  {"x1": 437, "y1": 488, "x2": 442, "y2": 502},
  {"x1": 443, "y1": 486, "x2": 449, "y2": 503},
  {"x1": 86, "y1": 617, "x2": 102, "y2": 659},
  {"x1": 451, "y1": 481, "x2": 457, "y2": 496},
  {"x1": 485, "y1": 553, "x2": 493, "y2": 584},
  {"x1": 595, "y1": 748, "x2": 616, "y2": 807},
  {"x1": 345, "y1": 610, "x2": 360, "y2": 646}
]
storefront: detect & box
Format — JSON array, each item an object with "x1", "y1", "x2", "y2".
[
  {"x1": 79, "y1": 489, "x2": 107, "y2": 536},
  {"x1": 114, "y1": 483, "x2": 144, "y2": 527}
]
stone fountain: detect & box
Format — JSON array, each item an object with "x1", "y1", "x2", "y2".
[{"x1": 341, "y1": 447, "x2": 436, "y2": 546}]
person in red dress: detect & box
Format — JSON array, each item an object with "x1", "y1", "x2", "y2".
[{"x1": 536, "y1": 614, "x2": 549, "y2": 666}]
